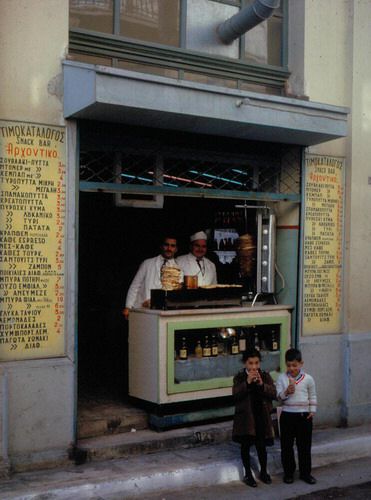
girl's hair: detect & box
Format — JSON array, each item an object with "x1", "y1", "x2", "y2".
[{"x1": 242, "y1": 348, "x2": 261, "y2": 362}]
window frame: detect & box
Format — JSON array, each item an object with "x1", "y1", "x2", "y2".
[{"x1": 68, "y1": 0, "x2": 289, "y2": 92}]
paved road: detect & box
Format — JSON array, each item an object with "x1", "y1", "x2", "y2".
[
  {"x1": 128, "y1": 457, "x2": 371, "y2": 500},
  {"x1": 292, "y1": 481, "x2": 371, "y2": 499}
]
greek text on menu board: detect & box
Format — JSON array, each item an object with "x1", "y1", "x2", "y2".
[
  {"x1": 303, "y1": 155, "x2": 344, "y2": 335},
  {"x1": 0, "y1": 120, "x2": 66, "y2": 360}
]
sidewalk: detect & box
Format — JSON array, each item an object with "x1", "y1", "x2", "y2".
[{"x1": 1, "y1": 423, "x2": 371, "y2": 499}]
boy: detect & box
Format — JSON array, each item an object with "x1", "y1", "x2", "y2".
[{"x1": 276, "y1": 348, "x2": 317, "y2": 485}]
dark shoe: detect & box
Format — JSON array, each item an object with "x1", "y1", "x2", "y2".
[
  {"x1": 300, "y1": 474, "x2": 316, "y2": 485},
  {"x1": 244, "y1": 475, "x2": 257, "y2": 487},
  {"x1": 260, "y1": 472, "x2": 272, "y2": 484},
  {"x1": 283, "y1": 475, "x2": 294, "y2": 484}
]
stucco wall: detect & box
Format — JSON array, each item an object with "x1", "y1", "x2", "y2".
[
  {"x1": 346, "y1": 1, "x2": 371, "y2": 333},
  {"x1": 0, "y1": 0, "x2": 75, "y2": 463},
  {"x1": 292, "y1": 0, "x2": 371, "y2": 425},
  {"x1": 303, "y1": 0, "x2": 371, "y2": 334},
  {"x1": 0, "y1": 0, "x2": 68, "y2": 125}
]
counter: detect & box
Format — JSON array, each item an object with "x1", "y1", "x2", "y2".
[{"x1": 129, "y1": 305, "x2": 292, "y2": 405}]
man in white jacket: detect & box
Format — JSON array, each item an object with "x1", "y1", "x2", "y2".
[
  {"x1": 177, "y1": 231, "x2": 217, "y2": 287},
  {"x1": 123, "y1": 235, "x2": 179, "y2": 319}
]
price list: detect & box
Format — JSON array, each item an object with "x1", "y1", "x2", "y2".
[
  {"x1": 0, "y1": 120, "x2": 66, "y2": 360},
  {"x1": 303, "y1": 155, "x2": 344, "y2": 335}
]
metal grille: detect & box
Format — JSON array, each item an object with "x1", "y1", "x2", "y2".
[{"x1": 79, "y1": 145, "x2": 301, "y2": 201}]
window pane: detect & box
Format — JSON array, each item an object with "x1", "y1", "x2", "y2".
[
  {"x1": 267, "y1": 15, "x2": 282, "y2": 66},
  {"x1": 120, "y1": 0, "x2": 180, "y2": 46},
  {"x1": 242, "y1": 0, "x2": 283, "y2": 67},
  {"x1": 69, "y1": 0, "x2": 114, "y2": 33},
  {"x1": 244, "y1": 21, "x2": 268, "y2": 65},
  {"x1": 244, "y1": 16, "x2": 282, "y2": 66}
]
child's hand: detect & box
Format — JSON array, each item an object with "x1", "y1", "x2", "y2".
[
  {"x1": 307, "y1": 412, "x2": 315, "y2": 420},
  {"x1": 247, "y1": 370, "x2": 258, "y2": 384},
  {"x1": 286, "y1": 380, "x2": 295, "y2": 395},
  {"x1": 255, "y1": 371, "x2": 263, "y2": 385}
]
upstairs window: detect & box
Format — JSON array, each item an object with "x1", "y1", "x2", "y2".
[
  {"x1": 70, "y1": 0, "x2": 114, "y2": 34},
  {"x1": 69, "y1": 0, "x2": 288, "y2": 95},
  {"x1": 119, "y1": 0, "x2": 180, "y2": 46}
]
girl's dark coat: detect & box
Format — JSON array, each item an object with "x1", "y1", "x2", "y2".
[{"x1": 232, "y1": 368, "x2": 277, "y2": 442}]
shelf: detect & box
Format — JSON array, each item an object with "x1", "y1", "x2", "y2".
[{"x1": 175, "y1": 350, "x2": 281, "y2": 382}]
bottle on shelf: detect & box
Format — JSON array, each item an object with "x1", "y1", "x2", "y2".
[
  {"x1": 202, "y1": 336, "x2": 211, "y2": 357},
  {"x1": 271, "y1": 329, "x2": 279, "y2": 351},
  {"x1": 260, "y1": 331, "x2": 267, "y2": 351},
  {"x1": 179, "y1": 337, "x2": 188, "y2": 360},
  {"x1": 211, "y1": 335, "x2": 218, "y2": 357},
  {"x1": 231, "y1": 336, "x2": 239, "y2": 355},
  {"x1": 238, "y1": 329, "x2": 247, "y2": 352},
  {"x1": 253, "y1": 327, "x2": 260, "y2": 351},
  {"x1": 195, "y1": 339, "x2": 203, "y2": 358}
]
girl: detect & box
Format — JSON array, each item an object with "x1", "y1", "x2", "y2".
[{"x1": 232, "y1": 348, "x2": 277, "y2": 487}]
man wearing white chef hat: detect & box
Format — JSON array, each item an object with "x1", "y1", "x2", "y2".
[{"x1": 177, "y1": 230, "x2": 217, "y2": 286}]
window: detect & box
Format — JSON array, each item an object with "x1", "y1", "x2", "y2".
[
  {"x1": 120, "y1": 0, "x2": 180, "y2": 46},
  {"x1": 70, "y1": 0, "x2": 114, "y2": 33},
  {"x1": 69, "y1": 0, "x2": 289, "y2": 95},
  {"x1": 243, "y1": 0, "x2": 284, "y2": 66}
]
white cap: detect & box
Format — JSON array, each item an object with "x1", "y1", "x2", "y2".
[{"x1": 190, "y1": 231, "x2": 207, "y2": 242}]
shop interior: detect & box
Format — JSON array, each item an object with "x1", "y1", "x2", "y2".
[
  {"x1": 76, "y1": 122, "x2": 299, "y2": 438},
  {"x1": 78, "y1": 192, "x2": 257, "y2": 403}
]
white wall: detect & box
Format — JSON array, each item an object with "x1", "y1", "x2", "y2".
[
  {"x1": 290, "y1": 0, "x2": 371, "y2": 425},
  {"x1": 0, "y1": 0, "x2": 75, "y2": 465},
  {"x1": 0, "y1": 0, "x2": 68, "y2": 125}
]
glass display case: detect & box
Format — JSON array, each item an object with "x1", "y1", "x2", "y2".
[
  {"x1": 168, "y1": 318, "x2": 288, "y2": 395},
  {"x1": 129, "y1": 306, "x2": 291, "y2": 405}
]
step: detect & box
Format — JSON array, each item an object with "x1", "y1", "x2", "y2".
[
  {"x1": 76, "y1": 420, "x2": 233, "y2": 463},
  {"x1": 77, "y1": 400, "x2": 149, "y2": 439}
]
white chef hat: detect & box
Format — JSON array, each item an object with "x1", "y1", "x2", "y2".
[{"x1": 190, "y1": 231, "x2": 207, "y2": 242}]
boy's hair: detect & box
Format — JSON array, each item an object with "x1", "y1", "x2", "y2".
[
  {"x1": 242, "y1": 348, "x2": 261, "y2": 363},
  {"x1": 285, "y1": 348, "x2": 302, "y2": 363}
]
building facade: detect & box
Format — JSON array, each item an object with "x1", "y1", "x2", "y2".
[{"x1": 0, "y1": 0, "x2": 370, "y2": 472}]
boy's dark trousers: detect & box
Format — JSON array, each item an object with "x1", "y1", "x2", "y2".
[{"x1": 280, "y1": 411, "x2": 313, "y2": 477}]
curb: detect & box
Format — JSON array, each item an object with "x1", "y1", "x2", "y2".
[{"x1": 3, "y1": 426, "x2": 371, "y2": 499}]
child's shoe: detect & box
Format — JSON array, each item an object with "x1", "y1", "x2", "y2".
[
  {"x1": 244, "y1": 473, "x2": 257, "y2": 487},
  {"x1": 299, "y1": 474, "x2": 316, "y2": 484},
  {"x1": 259, "y1": 471, "x2": 272, "y2": 484}
]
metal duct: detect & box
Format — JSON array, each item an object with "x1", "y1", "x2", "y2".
[{"x1": 217, "y1": 0, "x2": 280, "y2": 45}]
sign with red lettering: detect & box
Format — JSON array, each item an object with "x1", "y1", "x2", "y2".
[
  {"x1": 303, "y1": 154, "x2": 344, "y2": 335},
  {"x1": 0, "y1": 120, "x2": 66, "y2": 360}
]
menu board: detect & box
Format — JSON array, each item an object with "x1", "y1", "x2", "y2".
[
  {"x1": 0, "y1": 120, "x2": 66, "y2": 360},
  {"x1": 303, "y1": 155, "x2": 344, "y2": 335}
]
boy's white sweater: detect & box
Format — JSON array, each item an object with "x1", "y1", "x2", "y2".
[{"x1": 276, "y1": 371, "x2": 317, "y2": 413}]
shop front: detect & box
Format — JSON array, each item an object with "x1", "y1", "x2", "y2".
[{"x1": 64, "y1": 60, "x2": 348, "y2": 435}]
